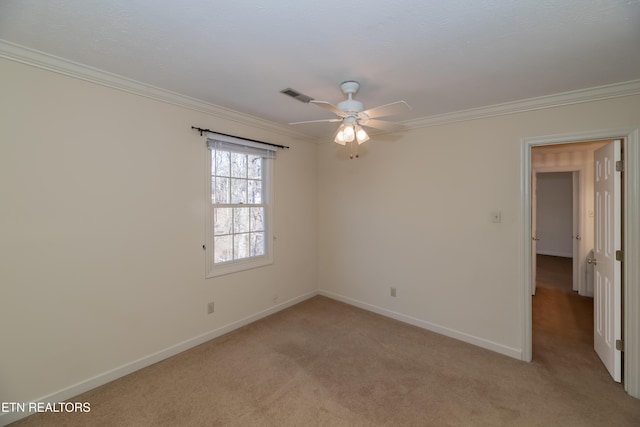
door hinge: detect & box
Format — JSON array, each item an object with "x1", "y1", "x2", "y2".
[
  {"x1": 616, "y1": 160, "x2": 624, "y2": 172},
  {"x1": 616, "y1": 339, "x2": 624, "y2": 352},
  {"x1": 616, "y1": 250, "x2": 624, "y2": 261}
]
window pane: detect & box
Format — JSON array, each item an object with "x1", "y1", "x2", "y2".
[
  {"x1": 214, "y1": 235, "x2": 233, "y2": 263},
  {"x1": 248, "y1": 155, "x2": 262, "y2": 179},
  {"x1": 248, "y1": 180, "x2": 262, "y2": 204},
  {"x1": 234, "y1": 233, "x2": 250, "y2": 260},
  {"x1": 215, "y1": 150, "x2": 230, "y2": 177},
  {"x1": 250, "y1": 232, "x2": 265, "y2": 257},
  {"x1": 231, "y1": 153, "x2": 247, "y2": 178},
  {"x1": 214, "y1": 208, "x2": 232, "y2": 235},
  {"x1": 250, "y1": 207, "x2": 264, "y2": 232},
  {"x1": 231, "y1": 178, "x2": 247, "y2": 204},
  {"x1": 234, "y1": 207, "x2": 250, "y2": 233},
  {"x1": 214, "y1": 177, "x2": 230, "y2": 204}
]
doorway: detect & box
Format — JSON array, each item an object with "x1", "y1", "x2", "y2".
[
  {"x1": 531, "y1": 141, "x2": 603, "y2": 298},
  {"x1": 532, "y1": 151, "x2": 599, "y2": 372},
  {"x1": 535, "y1": 172, "x2": 574, "y2": 262},
  {"x1": 532, "y1": 170, "x2": 580, "y2": 295},
  {"x1": 521, "y1": 127, "x2": 640, "y2": 399}
]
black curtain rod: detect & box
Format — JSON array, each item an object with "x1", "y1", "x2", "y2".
[{"x1": 191, "y1": 126, "x2": 290, "y2": 149}]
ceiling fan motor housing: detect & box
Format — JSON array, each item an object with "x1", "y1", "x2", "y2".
[
  {"x1": 338, "y1": 81, "x2": 364, "y2": 114},
  {"x1": 338, "y1": 99, "x2": 364, "y2": 114}
]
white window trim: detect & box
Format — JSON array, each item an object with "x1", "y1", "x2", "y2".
[{"x1": 205, "y1": 134, "x2": 274, "y2": 278}]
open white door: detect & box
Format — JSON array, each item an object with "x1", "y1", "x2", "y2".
[
  {"x1": 593, "y1": 139, "x2": 622, "y2": 382},
  {"x1": 532, "y1": 171, "x2": 538, "y2": 295}
]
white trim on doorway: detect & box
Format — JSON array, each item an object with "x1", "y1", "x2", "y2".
[{"x1": 521, "y1": 127, "x2": 640, "y2": 399}]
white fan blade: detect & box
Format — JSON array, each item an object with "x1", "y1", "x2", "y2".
[
  {"x1": 361, "y1": 101, "x2": 412, "y2": 119},
  {"x1": 359, "y1": 119, "x2": 404, "y2": 132},
  {"x1": 289, "y1": 118, "x2": 342, "y2": 125},
  {"x1": 309, "y1": 100, "x2": 348, "y2": 117}
]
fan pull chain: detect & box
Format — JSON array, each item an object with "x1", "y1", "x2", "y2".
[{"x1": 349, "y1": 140, "x2": 359, "y2": 159}]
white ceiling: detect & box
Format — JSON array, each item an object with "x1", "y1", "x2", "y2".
[{"x1": 1, "y1": 0, "x2": 639, "y2": 140}]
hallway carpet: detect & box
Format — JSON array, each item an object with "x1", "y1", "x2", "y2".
[{"x1": 10, "y1": 262, "x2": 640, "y2": 425}]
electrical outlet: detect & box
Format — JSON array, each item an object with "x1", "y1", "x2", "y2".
[
  {"x1": 272, "y1": 295, "x2": 279, "y2": 304},
  {"x1": 207, "y1": 301, "x2": 215, "y2": 314},
  {"x1": 390, "y1": 287, "x2": 396, "y2": 297}
]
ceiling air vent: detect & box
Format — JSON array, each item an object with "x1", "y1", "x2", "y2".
[{"x1": 280, "y1": 88, "x2": 313, "y2": 103}]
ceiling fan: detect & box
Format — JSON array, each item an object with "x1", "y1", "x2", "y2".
[{"x1": 281, "y1": 81, "x2": 412, "y2": 158}]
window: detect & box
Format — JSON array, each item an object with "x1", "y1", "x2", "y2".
[{"x1": 206, "y1": 133, "x2": 276, "y2": 277}]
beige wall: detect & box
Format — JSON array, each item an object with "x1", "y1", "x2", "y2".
[
  {"x1": 317, "y1": 94, "x2": 640, "y2": 357},
  {"x1": 0, "y1": 58, "x2": 317, "y2": 406}
]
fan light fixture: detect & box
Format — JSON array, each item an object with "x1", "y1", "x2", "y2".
[
  {"x1": 334, "y1": 122, "x2": 369, "y2": 145},
  {"x1": 284, "y1": 80, "x2": 412, "y2": 158},
  {"x1": 355, "y1": 125, "x2": 370, "y2": 143}
]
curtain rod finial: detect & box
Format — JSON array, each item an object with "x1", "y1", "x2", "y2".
[{"x1": 191, "y1": 126, "x2": 206, "y2": 136}]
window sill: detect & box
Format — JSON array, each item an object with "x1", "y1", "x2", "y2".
[{"x1": 206, "y1": 256, "x2": 273, "y2": 278}]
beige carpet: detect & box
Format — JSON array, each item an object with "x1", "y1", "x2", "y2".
[{"x1": 10, "y1": 263, "x2": 640, "y2": 425}]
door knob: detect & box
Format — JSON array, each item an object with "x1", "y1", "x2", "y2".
[
  {"x1": 587, "y1": 258, "x2": 597, "y2": 265},
  {"x1": 575, "y1": 235, "x2": 581, "y2": 240},
  {"x1": 532, "y1": 237, "x2": 540, "y2": 241}
]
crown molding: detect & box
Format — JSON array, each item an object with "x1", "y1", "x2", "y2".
[
  {"x1": 2, "y1": 39, "x2": 639, "y2": 139},
  {"x1": 0, "y1": 40, "x2": 311, "y2": 141},
  {"x1": 403, "y1": 79, "x2": 640, "y2": 130}
]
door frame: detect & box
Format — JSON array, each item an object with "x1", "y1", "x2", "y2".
[
  {"x1": 572, "y1": 171, "x2": 581, "y2": 293},
  {"x1": 521, "y1": 127, "x2": 640, "y2": 398}
]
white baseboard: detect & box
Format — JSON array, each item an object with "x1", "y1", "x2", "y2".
[
  {"x1": 0, "y1": 291, "x2": 319, "y2": 427},
  {"x1": 318, "y1": 290, "x2": 522, "y2": 360}
]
